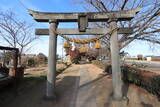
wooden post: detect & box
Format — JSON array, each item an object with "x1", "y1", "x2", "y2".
[
  {"x1": 14, "y1": 50, "x2": 19, "y2": 77},
  {"x1": 46, "y1": 20, "x2": 58, "y2": 98},
  {"x1": 109, "y1": 19, "x2": 123, "y2": 100}
]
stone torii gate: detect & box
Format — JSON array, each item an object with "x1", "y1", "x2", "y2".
[{"x1": 29, "y1": 8, "x2": 140, "y2": 100}]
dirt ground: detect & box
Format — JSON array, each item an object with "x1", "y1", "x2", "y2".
[
  {"x1": 24, "y1": 64, "x2": 66, "y2": 75},
  {"x1": 0, "y1": 64, "x2": 160, "y2": 107}
]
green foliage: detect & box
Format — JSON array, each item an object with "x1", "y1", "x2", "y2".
[
  {"x1": 36, "y1": 53, "x2": 47, "y2": 65},
  {"x1": 1, "y1": 51, "x2": 13, "y2": 65},
  {"x1": 0, "y1": 67, "x2": 9, "y2": 74},
  {"x1": 125, "y1": 68, "x2": 142, "y2": 85},
  {"x1": 27, "y1": 58, "x2": 36, "y2": 67},
  {"x1": 92, "y1": 60, "x2": 111, "y2": 73},
  {"x1": 123, "y1": 67, "x2": 160, "y2": 99},
  {"x1": 22, "y1": 53, "x2": 47, "y2": 67},
  {"x1": 92, "y1": 60, "x2": 160, "y2": 99},
  {"x1": 72, "y1": 57, "x2": 80, "y2": 64},
  {"x1": 145, "y1": 77, "x2": 160, "y2": 98}
]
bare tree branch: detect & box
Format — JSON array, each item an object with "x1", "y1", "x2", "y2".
[
  {"x1": 74, "y1": 0, "x2": 160, "y2": 56},
  {"x1": 0, "y1": 10, "x2": 38, "y2": 64}
]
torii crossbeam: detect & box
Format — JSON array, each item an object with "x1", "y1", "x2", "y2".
[
  {"x1": 29, "y1": 8, "x2": 140, "y2": 101},
  {"x1": 29, "y1": 8, "x2": 140, "y2": 22},
  {"x1": 35, "y1": 28, "x2": 133, "y2": 35}
]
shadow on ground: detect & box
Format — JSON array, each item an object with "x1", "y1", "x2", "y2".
[{"x1": 0, "y1": 75, "x2": 80, "y2": 107}]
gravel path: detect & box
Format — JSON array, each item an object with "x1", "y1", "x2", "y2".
[{"x1": 75, "y1": 65, "x2": 99, "y2": 107}]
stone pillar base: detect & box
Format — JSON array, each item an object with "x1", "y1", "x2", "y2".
[
  {"x1": 109, "y1": 97, "x2": 129, "y2": 107},
  {"x1": 43, "y1": 94, "x2": 57, "y2": 101}
]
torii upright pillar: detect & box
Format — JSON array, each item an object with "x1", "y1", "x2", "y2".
[
  {"x1": 46, "y1": 20, "x2": 58, "y2": 98},
  {"x1": 109, "y1": 19, "x2": 123, "y2": 100}
]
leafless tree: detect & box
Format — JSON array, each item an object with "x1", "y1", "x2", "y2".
[
  {"x1": 0, "y1": 10, "x2": 38, "y2": 64},
  {"x1": 73, "y1": 0, "x2": 160, "y2": 55}
]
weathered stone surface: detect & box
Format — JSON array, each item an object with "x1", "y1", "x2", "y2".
[
  {"x1": 78, "y1": 15, "x2": 88, "y2": 32},
  {"x1": 35, "y1": 28, "x2": 133, "y2": 35},
  {"x1": 29, "y1": 8, "x2": 140, "y2": 22},
  {"x1": 46, "y1": 20, "x2": 58, "y2": 98},
  {"x1": 110, "y1": 21, "x2": 123, "y2": 100}
]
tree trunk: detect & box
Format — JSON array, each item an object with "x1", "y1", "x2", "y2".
[{"x1": 19, "y1": 54, "x2": 21, "y2": 65}]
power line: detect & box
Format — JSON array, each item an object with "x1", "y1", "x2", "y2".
[{"x1": 16, "y1": 0, "x2": 29, "y2": 10}]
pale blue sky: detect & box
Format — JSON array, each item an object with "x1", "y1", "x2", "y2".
[{"x1": 0, "y1": 0, "x2": 160, "y2": 57}]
